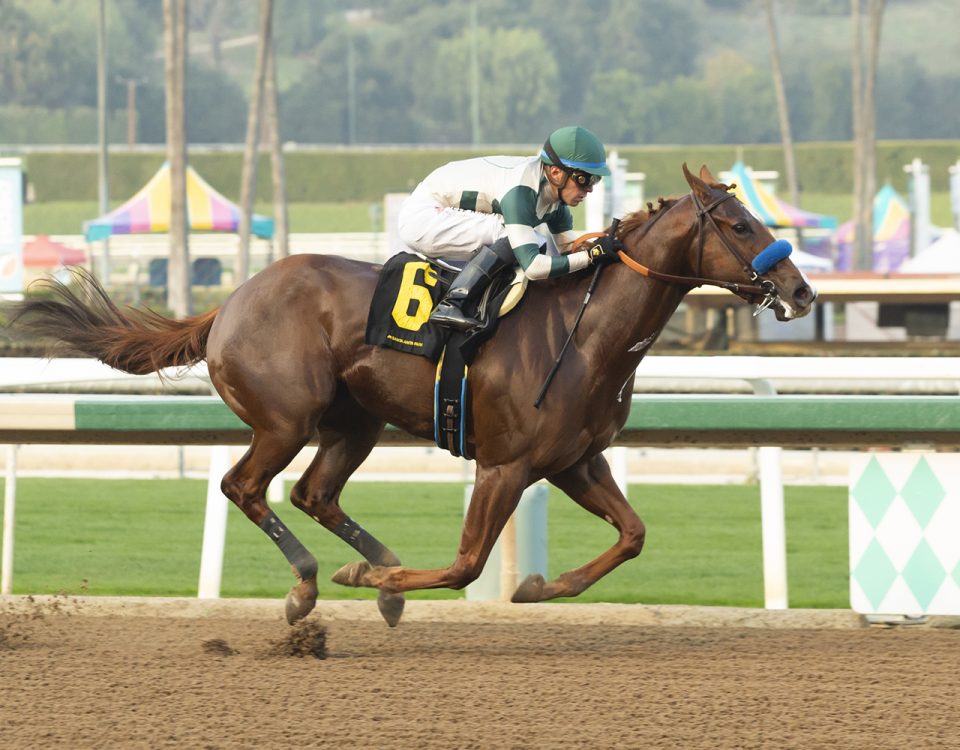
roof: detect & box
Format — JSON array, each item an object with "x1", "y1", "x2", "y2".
[
  {"x1": 834, "y1": 184, "x2": 911, "y2": 272},
  {"x1": 83, "y1": 162, "x2": 274, "y2": 242},
  {"x1": 727, "y1": 162, "x2": 838, "y2": 230}
]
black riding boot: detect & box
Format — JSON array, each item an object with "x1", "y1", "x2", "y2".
[{"x1": 428, "y1": 242, "x2": 511, "y2": 332}]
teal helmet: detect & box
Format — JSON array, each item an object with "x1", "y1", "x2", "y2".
[{"x1": 540, "y1": 126, "x2": 611, "y2": 177}]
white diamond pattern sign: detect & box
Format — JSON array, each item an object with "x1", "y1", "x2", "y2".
[{"x1": 850, "y1": 454, "x2": 960, "y2": 615}]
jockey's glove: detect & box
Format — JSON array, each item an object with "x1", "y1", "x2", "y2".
[{"x1": 588, "y1": 235, "x2": 623, "y2": 266}]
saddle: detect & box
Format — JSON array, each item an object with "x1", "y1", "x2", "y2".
[{"x1": 364, "y1": 252, "x2": 527, "y2": 363}]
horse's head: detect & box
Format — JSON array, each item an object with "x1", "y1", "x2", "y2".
[{"x1": 676, "y1": 163, "x2": 817, "y2": 320}]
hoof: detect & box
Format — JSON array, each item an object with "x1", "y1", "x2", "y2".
[
  {"x1": 377, "y1": 591, "x2": 405, "y2": 628},
  {"x1": 331, "y1": 560, "x2": 372, "y2": 588},
  {"x1": 285, "y1": 578, "x2": 318, "y2": 625},
  {"x1": 511, "y1": 573, "x2": 546, "y2": 603}
]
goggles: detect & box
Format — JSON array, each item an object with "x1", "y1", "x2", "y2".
[{"x1": 568, "y1": 170, "x2": 602, "y2": 188}]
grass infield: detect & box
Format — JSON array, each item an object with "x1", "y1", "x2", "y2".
[{"x1": 7, "y1": 479, "x2": 849, "y2": 609}]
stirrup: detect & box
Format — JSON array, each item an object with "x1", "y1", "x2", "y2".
[{"x1": 429, "y1": 304, "x2": 481, "y2": 332}]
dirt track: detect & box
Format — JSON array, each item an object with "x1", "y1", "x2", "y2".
[{"x1": 1, "y1": 596, "x2": 958, "y2": 749}]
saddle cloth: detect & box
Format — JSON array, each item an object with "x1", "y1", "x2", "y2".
[{"x1": 364, "y1": 252, "x2": 527, "y2": 363}]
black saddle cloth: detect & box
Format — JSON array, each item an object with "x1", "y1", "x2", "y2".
[{"x1": 365, "y1": 252, "x2": 515, "y2": 364}]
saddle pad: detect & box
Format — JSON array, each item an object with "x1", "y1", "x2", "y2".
[
  {"x1": 365, "y1": 252, "x2": 450, "y2": 360},
  {"x1": 366, "y1": 253, "x2": 529, "y2": 364}
]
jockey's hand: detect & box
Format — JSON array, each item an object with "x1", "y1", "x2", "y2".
[{"x1": 588, "y1": 234, "x2": 623, "y2": 266}]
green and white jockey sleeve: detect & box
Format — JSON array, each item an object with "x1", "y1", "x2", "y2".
[{"x1": 416, "y1": 155, "x2": 591, "y2": 279}]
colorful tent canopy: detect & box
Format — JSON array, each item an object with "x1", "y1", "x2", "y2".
[
  {"x1": 727, "y1": 161, "x2": 838, "y2": 230},
  {"x1": 834, "y1": 184, "x2": 911, "y2": 272},
  {"x1": 83, "y1": 162, "x2": 274, "y2": 242}
]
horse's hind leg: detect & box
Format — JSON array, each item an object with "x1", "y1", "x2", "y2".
[
  {"x1": 220, "y1": 426, "x2": 319, "y2": 624},
  {"x1": 513, "y1": 453, "x2": 645, "y2": 603},
  {"x1": 290, "y1": 411, "x2": 407, "y2": 627}
]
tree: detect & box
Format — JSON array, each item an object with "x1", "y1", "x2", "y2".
[
  {"x1": 164, "y1": 0, "x2": 190, "y2": 317},
  {"x1": 236, "y1": 0, "x2": 273, "y2": 285},
  {"x1": 422, "y1": 27, "x2": 559, "y2": 143},
  {"x1": 851, "y1": 0, "x2": 886, "y2": 271},
  {"x1": 762, "y1": 0, "x2": 800, "y2": 207}
]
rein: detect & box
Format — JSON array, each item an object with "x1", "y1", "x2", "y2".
[
  {"x1": 604, "y1": 191, "x2": 776, "y2": 298},
  {"x1": 535, "y1": 189, "x2": 785, "y2": 407}
]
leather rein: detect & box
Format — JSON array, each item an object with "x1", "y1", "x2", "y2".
[{"x1": 580, "y1": 190, "x2": 777, "y2": 299}]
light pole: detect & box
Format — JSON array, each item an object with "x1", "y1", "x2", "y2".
[{"x1": 344, "y1": 10, "x2": 373, "y2": 145}]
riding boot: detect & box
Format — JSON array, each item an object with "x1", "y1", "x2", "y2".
[{"x1": 428, "y1": 241, "x2": 511, "y2": 332}]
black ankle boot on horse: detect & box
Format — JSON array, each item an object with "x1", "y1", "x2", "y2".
[{"x1": 428, "y1": 240, "x2": 513, "y2": 332}]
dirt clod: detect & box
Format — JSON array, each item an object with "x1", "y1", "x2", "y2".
[{"x1": 267, "y1": 618, "x2": 328, "y2": 659}]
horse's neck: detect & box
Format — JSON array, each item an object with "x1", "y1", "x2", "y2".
[{"x1": 576, "y1": 220, "x2": 695, "y2": 383}]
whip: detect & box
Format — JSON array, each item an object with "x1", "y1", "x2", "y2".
[{"x1": 534, "y1": 218, "x2": 620, "y2": 409}]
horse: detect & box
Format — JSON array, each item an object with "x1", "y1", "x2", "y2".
[{"x1": 5, "y1": 164, "x2": 816, "y2": 627}]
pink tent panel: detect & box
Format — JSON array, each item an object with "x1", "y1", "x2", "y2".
[{"x1": 22, "y1": 235, "x2": 87, "y2": 268}]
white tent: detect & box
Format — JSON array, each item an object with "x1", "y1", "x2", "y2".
[
  {"x1": 792, "y1": 247, "x2": 833, "y2": 273},
  {"x1": 899, "y1": 229, "x2": 960, "y2": 273}
]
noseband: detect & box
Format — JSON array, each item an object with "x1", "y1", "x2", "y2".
[{"x1": 615, "y1": 190, "x2": 786, "y2": 304}]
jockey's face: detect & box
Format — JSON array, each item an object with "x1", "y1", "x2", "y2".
[{"x1": 546, "y1": 165, "x2": 596, "y2": 207}]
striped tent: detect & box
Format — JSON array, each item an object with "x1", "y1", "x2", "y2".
[
  {"x1": 834, "y1": 184, "x2": 911, "y2": 272},
  {"x1": 726, "y1": 161, "x2": 838, "y2": 230},
  {"x1": 83, "y1": 162, "x2": 274, "y2": 242}
]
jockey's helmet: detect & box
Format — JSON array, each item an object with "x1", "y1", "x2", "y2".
[{"x1": 540, "y1": 126, "x2": 611, "y2": 177}]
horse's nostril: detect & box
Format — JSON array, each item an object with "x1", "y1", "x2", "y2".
[{"x1": 794, "y1": 284, "x2": 816, "y2": 308}]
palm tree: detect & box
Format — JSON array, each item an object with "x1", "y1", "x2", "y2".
[
  {"x1": 237, "y1": 0, "x2": 274, "y2": 284},
  {"x1": 762, "y1": 0, "x2": 799, "y2": 208},
  {"x1": 851, "y1": 0, "x2": 886, "y2": 271},
  {"x1": 163, "y1": 0, "x2": 190, "y2": 316}
]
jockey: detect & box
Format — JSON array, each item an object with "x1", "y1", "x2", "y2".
[{"x1": 397, "y1": 125, "x2": 623, "y2": 332}]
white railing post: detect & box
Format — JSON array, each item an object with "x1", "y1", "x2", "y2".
[
  {"x1": 610, "y1": 447, "x2": 629, "y2": 500},
  {"x1": 748, "y1": 378, "x2": 788, "y2": 609},
  {"x1": 1, "y1": 445, "x2": 17, "y2": 595},
  {"x1": 197, "y1": 445, "x2": 231, "y2": 599}
]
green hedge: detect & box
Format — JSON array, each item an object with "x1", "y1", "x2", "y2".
[{"x1": 16, "y1": 140, "x2": 960, "y2": 204}]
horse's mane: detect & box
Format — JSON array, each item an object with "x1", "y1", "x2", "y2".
[
  {"x1": 616, "y1": 178, "x2": 736, "y2": 240},
  {"x1": 617, "y1": 196, "x2": 681, "y2": 240}
]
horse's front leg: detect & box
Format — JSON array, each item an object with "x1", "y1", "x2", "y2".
[
  {"x1": 513, "y1": 452, "x2": 645, "y2": 603},
  {"x1": 332, "y1": 462, "x2": 529, "y2": 593}
]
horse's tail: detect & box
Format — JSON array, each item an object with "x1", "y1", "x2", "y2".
[{"x1": 5, "y1": 268, "x2": 217, "y2": 375}]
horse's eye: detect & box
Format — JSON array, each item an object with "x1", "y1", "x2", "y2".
[{"x1": 733, "y1": 222, "x2": 750, "y2": 234}]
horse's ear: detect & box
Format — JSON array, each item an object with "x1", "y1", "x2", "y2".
[
  {"x1": 682, "y1": 162, "x2": 710, "y2": 197},
  {"x1": 699, "y1": 165, "x2": 720, "y2": 186}
]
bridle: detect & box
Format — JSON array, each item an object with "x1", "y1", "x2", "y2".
[
  {"x1": 539, "y1": 188, "x2": 791, "y2": 408},
  {"x1": 538, "y1": 188, "x2": 786, "y2": 408},
  {"x1": 611, "y1": 190, "x2": 781, "y2": 306}
]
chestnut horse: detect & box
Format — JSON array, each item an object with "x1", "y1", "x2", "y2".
[{"x1": 6, "y1": 165, "x2": 816, "y2": 627}]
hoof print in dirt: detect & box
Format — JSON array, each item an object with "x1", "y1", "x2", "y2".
[{"x1": 202, "y1": 638, "x2": 238, "y2": 657}]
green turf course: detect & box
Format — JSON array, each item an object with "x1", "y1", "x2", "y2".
[{"x1": 7, "y1": 479, "x2": 849, "y2": 608}]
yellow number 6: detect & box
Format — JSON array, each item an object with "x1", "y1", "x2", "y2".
[{"x1": 391, "y1": 261, "x2": 438, "y2": 331}]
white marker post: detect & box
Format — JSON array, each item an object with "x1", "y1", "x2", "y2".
[{"x1": 197, "y1": 446, "x2": 231, "y2": 599}]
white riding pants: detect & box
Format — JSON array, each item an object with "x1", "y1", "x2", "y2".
[{"x1": 397, "y1": 188, "x2": 508, "y2": 261}]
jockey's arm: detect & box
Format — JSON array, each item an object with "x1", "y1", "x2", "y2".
[
  {"x1": 507, "y1": 230, "x2": 592, "y2": 280},
  {"x1": 500, "y1": 188, "x2": 592, "y2": 280},
  {"x1": 551, "y1": 230, "x2": 582, "y2": 254}
]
